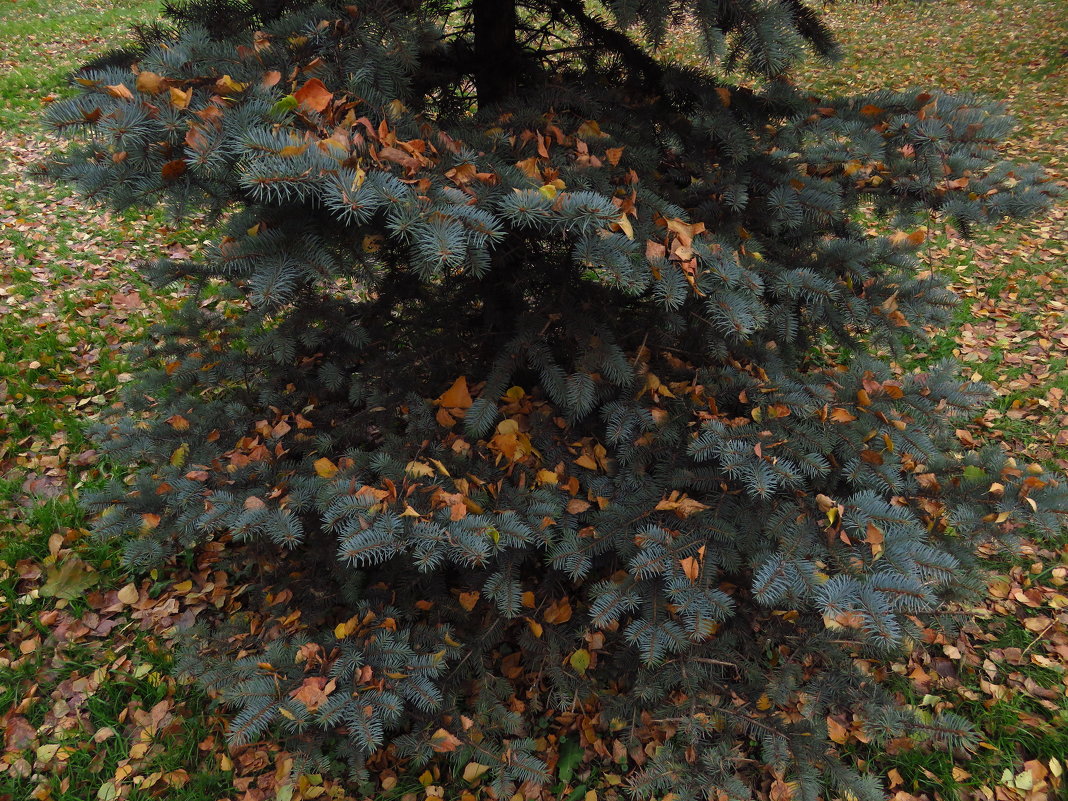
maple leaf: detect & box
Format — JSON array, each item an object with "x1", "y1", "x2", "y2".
[{"x1": 40, "y1": 558, "x2": 98, "y2": 600}]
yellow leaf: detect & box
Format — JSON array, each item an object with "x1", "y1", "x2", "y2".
[
  {"x1": 536, "y1": 469, "x2": 558, "y2": 485},
  {"x1": 755, "y1": 694, "x2": 772, "y2": 711},
  {"x1": 615, "y1": 213, "x2": 633, "y2": 239},
  {"x1": 405, "y1": 460, "x2": 435, "y2": 478},
  {"x1": 117, "y1": 583, "x2": 139, "y2": 605},
  {"x1": 314, "y1": 457, "x2": 338, "y2": 478},
  {"x1": 169, "y1": 86, "x2": 192, "y2": 110},
  {"x1": 538, "y1": 184, "x2": 558, "y2": 200},
  {"x1": 842, "y1": 160, "x2": 863, "y2": 176},
  {"x1": 462, "y1": 763, "x2": 490, "y2": 783},
  {"x1": 577, "y1": 119, "x2": 602, "y2": 138},
  {"x1": 215, "y1": 74, "x2": 247, "y2": 93},
  {"x1": 826, "y1": 716, "x2": 849, "y2": 744},
  {"x1": 569, "y1": 648, "x2": 591, "y2": 675},
  {"x1": 170, "y1": 443, "x2": 189, "y2": 468},
  {"x1": 574, "y1": 452, "x2": 598, "y2": 470}
]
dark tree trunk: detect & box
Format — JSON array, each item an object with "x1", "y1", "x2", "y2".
[
  {"x1": 472, "y1": 0, "x2": 518, "y2": 106},
  {"x1": 472, "y1": 0, "x2": 523, "y2": 339}
]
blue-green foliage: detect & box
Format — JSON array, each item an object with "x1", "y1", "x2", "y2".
[{"x1": 45, "y1": 0, "x2": 1066, "y2": 798}]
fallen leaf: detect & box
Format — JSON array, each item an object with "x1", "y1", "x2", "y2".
[{"x1": 40, "y1": 558, "x2": 98, "y2": 600}]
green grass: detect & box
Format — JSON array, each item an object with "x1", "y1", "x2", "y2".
[
  {"x1": 0, "y1": 2, "x2": 231, "y2": 799},
  {"x1": 0, "y1": 0, "x2": 158, "y2": 124},
  {"x1": 791, "y1": 0, "x2": 1068, "y2": 469}
]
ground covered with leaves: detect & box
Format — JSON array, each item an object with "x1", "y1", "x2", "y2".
[{"x1": 0, "y1": 1, "x2": 1066, "y2": 800}]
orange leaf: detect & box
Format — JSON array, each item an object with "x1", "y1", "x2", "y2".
[
  {"x1": 567, "y1": 498, "x2": 591, "y2": 514},
  {"x1": 277, "y1": 143, "x2": 309, "y2": 158},
  {"x1": 865, "y1": 522, "x2": 884, "y2": 557},
  {"x1": 827, "y1": 716, "x2": 849, "y2": 744},
  {"x1": 135, "y1": 71, "x2": 166, "y2": 95},
  {"x1": 291, "y1": 677, "x2": 334, "y2": 712},
  {"x1": 294, "y1": 78, "x2": 332, "y2": 112},
  {"x1": 664, "y1": 217, "x2": 705, "y2": 247},
  {"x1": 679, "y1": 556, "x2": 700, "y2": 582},
  {"x1": 574, "y1": 451, "x2": 598, "y2": 470},
  {"x1": 458, "y1": 591, "x2": 480, "y2": 612},
  {"x1": 515, "y1": 157, "x2": 541, "y2": 178},
  {"x1": 161, "y1": 160, "x2": 187, "y2": 180},
  {"x1": 437, "y1": 376, "x2": 473, "y2": 410},
  {"x1": 105, "y1": 83, "x2": 134, "y2": 100},
  {"x1": 536, "y1": 469, "x2": 558, "y2": 485},
  {"x1": 429, "y1": 728, "x2": 463, "y2": 753},
  {"x1": 544, "y1": 597, "x2": 573, "y2": 624}
]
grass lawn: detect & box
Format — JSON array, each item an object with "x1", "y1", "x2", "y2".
[{"x1": 0, "y1": 1, "x2": 1065, "y2": 800}]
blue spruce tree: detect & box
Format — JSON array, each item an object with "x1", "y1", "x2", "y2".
[{"x1": 44, "y1": 0, "x2": 1066, "y2": 798}]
